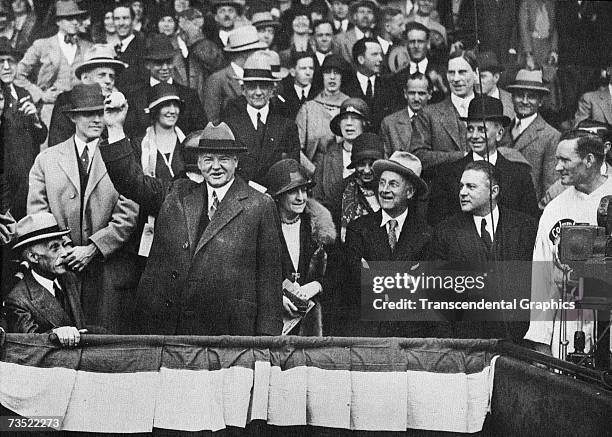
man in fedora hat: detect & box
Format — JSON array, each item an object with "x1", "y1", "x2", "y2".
[
  {"x1": 98, "y1": 104, "x2": 283, "y2": 335},
  {"x1": 223, "y1": 51, "x2": 300, "y2": 185},
  {"x1": 112, "y1": 3, "x2": 147, "y2": 94},
  {"x1": 27, "y1": 83, "x2": 139, "y2": 334},
  {"x1": 0, "y1": 36, "x2": 46, "y2": 222},
  {"x1": 431, "y1": 160, "x2": 537, "y2": 340},
  {"x1": 15, "y1": 0, "x2": 92, "y2": 148},
  {"x1": 505, "y1": 68, "x2": 560, "y2": 202},
  {"x1": 122, "y1": 33, "x2": 207, "y2": 139},
  {"x1": 48, "y1": 43, "x2": 127, "y2": 147},
  {"x1": 339, "y1": 132, "x2": 384, "y2": 242},
  {"x1": 342, "y1": 150, "x2": 432, "y2": 336},
  {"x1": 475, "y1": 50, "x2": 514, "y2": 119},
  {"x1": 428, "y1": 95, "x2": 539, "y2": 225},
  {"x1": 334, "y1": 0, "x2": 379, "y2": 66},
  {"x1": 5, "y1": 212, "x2": 87, "y2": 346},
  {"x1": 203, "y1": 25, "x2": 268, "y2": 123}
]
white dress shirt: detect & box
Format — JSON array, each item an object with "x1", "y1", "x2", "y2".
[
  {"x1": 57, "y1": 31, "x2": 77, "y2": 65},
  {"x1": 74, "y1": 136, "x2": 99, "y2": 173},
  {"x1": 219, "y1": 29, "x2": 231, "y2": 46},
  {"x1": 356, "y1": 71, "x2": 375, "y2": 96},
  {"x1": 334, "y1": 18, "x2": 349, "y2": 33},
  {"x1": 451, "y1": 93, "x2": 474, "y2": 118},
  {"x1": 354, "y1": 27, "x2": 370, "y2": 40},
  {"x1": 409, "y1": 58, "x2": 428, "y2": 74},
  {"x1": 472, "y1": 150, "x2": 498, "y2": 165},
  {"x1": 380, "y1": 208, "x2": 408, "y2": 241},
  {"x1": 31, "y1": 270, "x2": 60, "y2": 297},
  {"x1": 513, "y1": 112, "x2": 537, "y2": 137},
  {"x1": 473, "y1": 205, "x2": 500, "y2": 239},
  {"x1": 377, "y1": 36, "x2": 391, "y2": 55},
  {"x1": 206, "y1": 178, "x2": 235, "y2": 207},
  {"x1": 294, "y1": 84, "x2": 311, "y2": 100},
  {"x1": 119, "y1": 33, "x2": 135, "y2": 52},
  {"x1": 150, "y1": 77, "x2": 173, "y2": 86},
  {"x1": 315, "y1": 51, "x2": 328, "y2": 66},
  {"x1": 246, "y1": 103, "x2": 270, "y2": 130}
]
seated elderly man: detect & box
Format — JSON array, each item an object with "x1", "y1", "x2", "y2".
[{"x1": 5, "y1": 212, "x2": 86, "y2": 347}]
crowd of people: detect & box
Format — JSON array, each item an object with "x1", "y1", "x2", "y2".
[{"x1": 0, "y1": 0, "x2": 611, "y2": 357}]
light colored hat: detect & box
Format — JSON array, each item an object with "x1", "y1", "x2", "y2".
[
  {"x1": 75, "y1": 44, "x2": 128, "y2": 78},
  {"x1": 506, "y1": 69, "x2": 550, "y2": 94},
  {"x1": 260, "y1": 50, "x2": 289, "y2": 79},
  {"x1": 189, "y1": 122, "x2": 248, "y2": 152},
  {"x1": 236, "y1": 52, "x2": 280, "y2": 82},
  {"x1": 12, "y1": 212, "x2": 71, "y2": 251},
  {"x1": 372, "y1": 151, "x2": 429, "y2": 198},
  {"x1": 55, "y1": 0, "x2": 88, "y2": 19},
  {"x1": 224, "y1": 25, "x2": 268, "y2": 53},
  {"x1": 251, "y1": 11, "x2": 280, "y2": 29}
]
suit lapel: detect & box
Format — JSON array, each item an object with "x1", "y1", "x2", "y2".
[
  {"x1": 25, "y1": 272, "x2": 70, "y2": 328},
  {"x1": 60, "y1": 273, "x2": 85, "y2": 329},
  {"x1": 260, "y1": 115, "x2": 282, "y2": 164},
  {"x1": 226, "y1": 66, "x2": 241, "y2": 98},
  {"x1": 440, "y1": 99, "x2": 464, "y2": 151},
  {"x1": 57, "y1": 138, "x2": 81, "y2": 194},
  {"x1": 182, "y1": 182, "x2": 206, "y2": 248},
  {"x1": 514, "y1": 116, "x2": 543, "y2": 151},
  {"x1": 596, "y1": 89, "x2": 612, "y2": 125},
  {"x1": 194, "y1": 178, "x2": 247, "y2": 255},
  {"x1": 456, "y1": 213, "x2": 487, "y2": 260},
  {"x1": 83, "y1": 147, "x2": 107, "y2": 206},
  {"x1": 396, "y1": 108, "x2": 413, "y2": 144}
]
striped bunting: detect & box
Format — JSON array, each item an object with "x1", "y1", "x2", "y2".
[{"x1": 0, "y1": 335, "x2": 498, "y2": 433}]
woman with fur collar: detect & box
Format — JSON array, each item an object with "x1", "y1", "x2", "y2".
[{"x1": 265, "y1": 159, "x2": 336, "y2": 336}]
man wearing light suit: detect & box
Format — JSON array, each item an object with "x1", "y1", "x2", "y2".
[
  {"x1": 27, "y1": 84, "x2": 139, "y2": 334},
  {"x1": 574, "y1": 60, "x2": 612, "y2": 127},
  {"x1": 15, "y1": 1, "x2": 92, "y2": 148}
]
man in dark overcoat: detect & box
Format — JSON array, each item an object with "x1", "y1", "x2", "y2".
[{"x1": 99, "y1": 105, "x2": 283, "y2": 336}]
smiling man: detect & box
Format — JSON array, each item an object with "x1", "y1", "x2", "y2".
[
  {"x1": 27, "y1": 83, "x2": 138, "y2": 333},
  {"x1": 427, "y1": 95, "x2": 538, "y2": 225},
  {"x1": 98, "y1": 102, "x2": 283, "y2": 335},
  {"x1": 113, "y1": 3, "x2": 147, "y2": 94},
  {"x1": 525, "y1": 130, "x2": 612, "y2": 357}
]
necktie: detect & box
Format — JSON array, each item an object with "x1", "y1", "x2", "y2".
[
  {"x1": 80, "y1": 145, "x2": 90, "y2": 174},
  {"x1": 365, "y1": 77, "x2": 373, "y2": 100},
  {"x1": 300, "y1": 89, "x2": 306, "y2": 104},
  {"x1": 54, "y1": 282, "x2": 67, "y2": 312},
  {"x1": 209, "y1": 191, "x2": 219, "y2": 220},
  {"x1": 64, "y1": 34, "x2": 77, "y2": 45},
  {"x1": 512, "y1": 119, "x2": 522, "y2": 139},
  {"x1": 256, "y1": 111, "x2": 264, "y2": 130},
  {"x1": 411, "y1": 62, "x2": 420, "y2": 74},
  {"x1": 480, "y1": 218, "x2": 493, "y2": 251},
  {"x1": 387, "y1": 219, "x2": 398, "y2": 251}
]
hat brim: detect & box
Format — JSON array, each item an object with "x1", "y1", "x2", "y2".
[
  {"x1": 461, "y1": 115, "x2": 512, "y2": 128},
  {"x1": 63, "y1": 104, "x2": 105, "y2": 113},
  {"x1": 144, "y1": 52, "x2": 176, "y2": 62},
  {"x1": 506, "y1": 82, "x2": 550, "y2": 94},
  {"x1": 145, "y1": 95, "x2": 184, "y2": 113},
  {"x1": 253, "y1": 21, "x2": 281, "y2": 29},
  {"x1": 56, "y1": 11, "x2": 89, "y2": 19},
  {"x1": 237, "y1": 76, "x2": 280, "y2": 82},
  {"x1": 75, "y1": 59, "x2": 128, "y2": 78},
  {"x1": 212, "y1": 2, "x2": 243, "y2": 13},
  {"x1": 349, "y1": 1, "x2": 379, "y2": 14},
  {"x1": 224, "y1": 40, "x2": 269, "y2": 52},
  {"x1": 12, "y1": 229, "x2": 71, "y2": 251},
  {"x1": 347, "y1": 151, "x2": 384, "y2": 169},
  {"x1": 330, "y1": 110, "x2": 368, "y2": 136},
  {"x1": 372, "y1": 160, "x2": 429, "y2": 199},
  {"x1": 272, "y1": 180, "x2": 316, "y2": 198},
  {"x1": 192, "y1": 138, "x2": 248, "y2": 153}
]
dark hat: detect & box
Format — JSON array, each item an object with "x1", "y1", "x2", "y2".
[
  {"x1": 182, "y1": 129, "x2": 206, "y2": 172},
  {"x1": 349, "y1": 0, "x2": 380, "y2": 15},
  {"x1": 211, "y1": 0, "x2": 243, "y2": 14},
  {"x1": 320, "y1": 54, "x2": 350, "y2": 75},
  {"x1": 64, "y1": 83, "x2": 105, "y2": 113},
  {"x1": 144, "y1": 34, "x2": 176, "y2": 61},
  {"x1": 372, "y1": 151, "x2": 429, "y2": 198},
  {"x1": 462, "y1": 95, "x2": 511, "y2": 127},
  {"x1": 0, "y1": 37, "x2": 22, "y2": 60},
  {"x1": 476, "y1": 50, "x2": 504, "y2": 73},
  {"x1": 347, "y1": 133, "x2": 385, "y2": 169},
  {"x1": 330, "y1": 98, "x2": 370, "y2": 136},
  {"x1": 55, "y1": 0, "x2": 88, "y2": 19},
  {"x1": 12, "y1": 212, "x2": 71, "y2": 251},
  {"x1": 145, "y1": 82, "x2": 184, "y2": 113},
  {"x1": 506, "y1": 69, "x2": 550, "y2": 94},
  {"x1": 75, "y1": 44, "x2": 127, "y2": 78},
  {"x1": 185, "y1": 122, "x2": 248, "y2": 152},
  {"x1": 265, "y1": 159, "x2": 315, "y2": 197}
]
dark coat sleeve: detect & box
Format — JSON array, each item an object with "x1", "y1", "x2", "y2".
[
  {"x1": 282, "y1": 120, "x2": 300, "y2": 161},
  {"x1": 180, "y1": 87, "x2": 208, "y2": 134},
  {"x1": 99, "y1": 137, "x2": 169, "y2": 215},
  {"x1": 47, "y1": 92, "x2": 72, "y2": 147},
  {"x1": 5, "y1": 296, "x2": 42, "y2": 333}
]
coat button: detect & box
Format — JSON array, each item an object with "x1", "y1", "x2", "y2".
[
  {"x1": 171, "y1": 271, "x2": 178, "y2": 279},
  {"x1": 182, "y1": 241, "x2": 189, "y2": 249},
  {"x1": 165, "y1": 299, "x2": 173, "y2": 308},
  {"x1": 70, "y1": 193, "x2": 76, "y2": 199}
]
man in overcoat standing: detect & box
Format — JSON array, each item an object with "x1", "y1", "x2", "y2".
[{"x1": 99, "y1": 105, "x2": 283, "y2": 336}]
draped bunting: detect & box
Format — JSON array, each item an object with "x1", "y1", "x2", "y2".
[{"x1": 0, "y1": 335, "x2": 498, "y2": 434}]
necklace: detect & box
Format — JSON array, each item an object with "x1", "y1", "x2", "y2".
[{"x1": 281, "y1": 215, "x2": 301, "y2": 225}]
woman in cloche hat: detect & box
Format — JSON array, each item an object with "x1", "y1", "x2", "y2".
[{"x1": 264, "y1": 159, "x2": 336, "y2": 336}]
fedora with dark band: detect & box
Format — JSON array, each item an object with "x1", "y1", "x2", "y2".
[
  {"x1": 372, "y1": 151, "x2": 429, "y2": 199},
  {"x1": 63, "y1": 83, "x2": 105, "y2": 113},
  {"x1": 12, "y1": 212, "x2": 71, "y2": 251},
  {"x1": 224, "y1": 26, "x2": 268, "y2": 53},
  {"x1": 75, "y1": 44, "x2": 128, "y2": 78},
  {"x1": 506, "y1": 69, "x2": 550, "y2": 94},
  {"x1": 191, "y1": 122, "x2": 248, "y2": 152},
  {"x1": 461, "y1": 95, "x2": 512, "y2": 127},
  {"x1": 55, "y1": 0, "x2": 88, "y2": 19}
]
